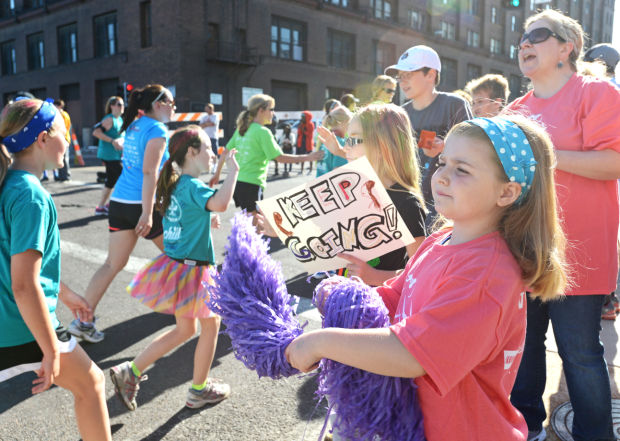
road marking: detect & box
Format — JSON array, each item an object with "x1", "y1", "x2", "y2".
[{"x1": 60, "y1": 240, "x2": 322, "y2": 322}]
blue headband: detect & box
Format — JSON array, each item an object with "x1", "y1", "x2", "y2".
[
  {"x1": 3, "y1": 98, "x2": 58, "y2": 154},
  {"x1": 468, "y1": 117, "x2": 537, "y2": 204}
]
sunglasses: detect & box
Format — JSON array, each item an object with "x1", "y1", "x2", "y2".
[
  {"x1": 160, "y1": 98, "x2": 175, "y2": 106},
  {"x1": 384, "y1": 88, "x2": 396, "y2": 94},
  {"x1": 344, "y1": 136, "x2": 364, "y2": 147},
  {"x1": 111, "y1": 101, "x2": 124, "y2": 107},
  {"x1": 520, "y1": 27, "x2": 566, "y2": 45}
]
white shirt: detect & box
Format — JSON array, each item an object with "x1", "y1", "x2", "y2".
[{"x1": 200, "y1": 113, "x2": 219, "y2": 139}]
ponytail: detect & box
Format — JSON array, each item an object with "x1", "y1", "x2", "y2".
[
  {"x1": 155, "y1": 125, "x2": 207, "y2": 215},
  {"x1": 121, "y1": 84, "x2": 167, "y2": 132},
  {"x1": 235, "y1": 94, "x2": 275, "y2": 136}
]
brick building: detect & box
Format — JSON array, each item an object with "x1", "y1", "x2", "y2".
[{"x1": 0, "y1": 0, "x2": 614, "y2": 144}]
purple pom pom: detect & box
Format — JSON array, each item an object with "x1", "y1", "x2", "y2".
[
  {"x1": 315, "y1": 277, "x2": 426, "y2": 441},
  {"x1": 208, "y1": 213, "x2": 303, "y2": 379}
]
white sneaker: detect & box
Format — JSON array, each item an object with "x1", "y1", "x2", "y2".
[{"x1": 68, "y1": 318, "x2": 105, "y2": 343}]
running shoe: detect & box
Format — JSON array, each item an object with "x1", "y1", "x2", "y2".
[
  {"x1": 110, "y1": 361, "x2": 148, "y2": 411},
  {"x1": 68, "y1": 318, "x2": 105, "y2": 343},
  {"x1": 94, "y1": 205, "x2": 109, "y2": 216},
  {"x1": 185, "y1": 379, "x2": 230, "y2": 409}
]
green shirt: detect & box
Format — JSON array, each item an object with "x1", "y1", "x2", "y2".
[
  {"x1": 226, "y1": 122, "x2": 283, "y2": 188},
  {"x1": 0, "y1": 170, "x2": 61, "y2": 347}
]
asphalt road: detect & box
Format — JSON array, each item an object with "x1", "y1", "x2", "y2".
[{"x1": 0, "y1": 163, "x2": 328, "y2": 441}]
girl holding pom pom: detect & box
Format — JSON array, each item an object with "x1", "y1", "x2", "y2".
[
  {"x1": 286, "y1": 115, "x2": 568, "y2": 441},
  {"x1": 110, "y1": 125, "x2": 238, "y2": 411}
]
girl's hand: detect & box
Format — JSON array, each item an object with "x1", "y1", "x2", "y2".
[
  {"x1": 32, "y1": 350, "x2": 60, "y2": 394},
  {"x1": 285, "y1": 331, "x2": 323, "y2": 373},
  {"x1": 307, "y1": 150, "x2": 325, "y2": 162},
  {"x1": 225, "y1": 148, "x2": 240, "y2": 173},
  {"x1": 211, "y1": 214, "x2": 221, "y2": 229},
  {"x1": 135, "y1": 212, "x2": 153, "y2": 237},
  {"x1": 421, "y1": 137, "x2": 444, "y2": 158},
  {"x1": 314, "y1": 276, "x2": 347, "y2": 315},
  {"x1": 316, "y1": 126, "x2": 341, "y2": 154},
  {"x1": 256, "y1": 212, "x2": 277, "y2": 237},
  {"x1": 339, "y1": 254, "x2": 376, "y2": 285},
  {"x1": 59, "y1": 289, "x2": 93, "y2": 323},
  {"x1": 112, "y1": 138, "x2": 124, "y2": 151},
  {"x1": 208, "y1": 175, "x2": 220, "y2": 188}
]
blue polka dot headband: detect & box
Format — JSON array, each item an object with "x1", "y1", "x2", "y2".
[
  {"x1": 2, "y1": 98, "x2": 58, "y2": 154},
  {"x1": 468, "y1": 117, "x2": 537, "y2": 204}
]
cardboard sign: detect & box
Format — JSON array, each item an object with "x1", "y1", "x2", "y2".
[{"x1": 257, "y1": 157, "x2": 415, "y2": 273}]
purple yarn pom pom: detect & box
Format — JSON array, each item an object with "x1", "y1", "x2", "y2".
[
  {"x1": 208, "y1": 212, "x2": 303, "y2": 379},
  {"x1": 315, "y1": 277, "x2": 426, "y2": 441}
]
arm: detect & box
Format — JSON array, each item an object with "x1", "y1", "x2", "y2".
[
  {"x1": 285, "y1": 327, "x2": 426, "y2": 377},
  {"x1": 206, "y1": 149, "x2": 239, "y2": 212},
  {"x1": 317, "y1": 126, "x2": 346, "y2": 158},
  {"x1": 58, "y1": 282, "x2": 93, "y2": 323},
  {"x1": 91, "y1": 118, "x2": 114, "y2": 142},
  {"x1": 274, "y1": 150, "x2": 323, "y2": 164},
  {"x1": 137, "y1": 137, "x2": 167, "y2": 237},
  {"x1": 11, "y1": 249, "x2": 60, "y2": 393},
  {"x1": 209, "y1": 149, "x2": 228, "y2": 187},
  {"x1": 555, "y1": 149, "x2": 620, "y2": 180}
]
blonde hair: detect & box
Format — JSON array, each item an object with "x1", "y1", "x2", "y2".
[
  {"x1": 371, "y1": 75, "x2": 398, "y2": 101},
  {"x1": 155, "y1": 125, "x2": 208, "y2": 215},
  {"x1": 0, "y1": 99, "x2": 62, "y2": 186},
  {"x1": 465, "y1": 74, "x2": 510, "y2": 103},
  {"x1": 236, "y1": 94, "x2": 275, "y2": 136},
  {"x1": 104, "y1": 96, "x2": 124, "y2": 115},
  {"x1": 447, "y1": 115, "x2": 568, "y2": 300},
  {"x1": 355, "y1": 104, "x2": 425, "y2": 207},
  {"x1": 524, "y1": 10, "x2": 584, "y2": 72},
  {"x1": 323, "y1": 105, "x2": 352, "y2": 130}
]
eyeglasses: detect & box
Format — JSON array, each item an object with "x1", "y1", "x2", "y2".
[
  {"x1": 344, "y1": 136, "x2": 364, "y2": 147},
  {"x1": 384, "y1": 88, "x2": 396, "y2": 94},
  {"x1": 268, "y1": 108, "x2": 275, "y2": 111},
  {"x1": 394, "y1": 71, "x2": 416, "y2": 81},
  {"x1": 160, "y1": 98, "x2": 175, "y2": 106},
  {"x1": 520, "y1": 27, "x2": 566, "y2": 45},
  {"x1": 111, "y1": 101, "x2": 124, "y2": 107}
]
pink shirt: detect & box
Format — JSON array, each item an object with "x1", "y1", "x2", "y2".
[
  {"x1": 377, "y1": 230, "x2": 527, "y2": 441},
  {"x1": 509, "y1": 74, "x2": 620, "y2": 295}
]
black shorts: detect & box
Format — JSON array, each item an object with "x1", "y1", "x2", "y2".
[
  {"x1": 0, "y1": 326, "x2": 75, "y2": 381},
  {"x1": 103, "y1": 160, "x2": 123, "y2": 189},
  {"x1": 108, "y1": 200, "x2": 163, "y2": 239},
  {"x1": 233, "y1": 181, "x2": 263, "y2": 212}
]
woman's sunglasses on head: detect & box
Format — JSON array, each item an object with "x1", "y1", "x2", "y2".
[
  {"x1": 384, "y1": 88, "x2": 396, "y2": 94},
  {"x1": 520, "y1": 27, "x2": 566, "y2": 45}
]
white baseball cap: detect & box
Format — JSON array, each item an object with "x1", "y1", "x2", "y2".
[{"x1": 384, "y1": 45, "x2": 442, "y2": 76}]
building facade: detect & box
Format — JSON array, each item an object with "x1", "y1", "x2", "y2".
[{"x1": 0, "y1": 0, "x2": 614, "y2": 143}]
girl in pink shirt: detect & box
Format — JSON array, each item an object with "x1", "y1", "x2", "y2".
[
  {"x1": 285, "y1": 115, "x2": 568, "y2": 441},
  {"x1": 508, "y1": 10, "x2": 620, "y2": 441}
]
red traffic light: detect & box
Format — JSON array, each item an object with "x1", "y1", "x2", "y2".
[{"x1": 126, "y1": 83, "x2": 134, "y2": 91}]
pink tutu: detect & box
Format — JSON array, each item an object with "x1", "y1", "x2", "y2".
[{"x1": 127, "y1": 254, "x2": 216, "y2": 319}]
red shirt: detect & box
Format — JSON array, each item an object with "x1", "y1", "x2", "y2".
[
  {"x1": 377, "y1": 230, "x2": 527, "y2": 441},
  {"x1": 509, "y1": 74, "x2": 620, "y2": 295}
]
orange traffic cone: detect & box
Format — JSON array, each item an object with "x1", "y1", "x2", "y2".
[{"x1": 72, "y1": 132, "x2": 85, "y2": 166}]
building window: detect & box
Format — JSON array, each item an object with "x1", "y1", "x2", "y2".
[
  {"x1": 271, "y1": 16, "x2": 305, "y2": 61},
  {"x1": 467, "y1": 63, "x2": 481, "y2": 81},
  {"x1": 94, "y1": 12, "x2": 117, "y2": 58},
  {"x1": 530, "y1": 0, "x2": 535, "y2": 10},
  {"x1": 509, "y1": 44, "x2": 518, "y2": 59},
  {"x1": 490, "y1": 38, "x2": 501, "y2": 55},
  {"x1": 27, "y1": 32, "x2": 45, "y2": 70},
  {"x1": 1, "y1": 40, "x2": 16, "y2": 75},
  {"x1": 327, "y1": 29, "x2": 355, "y2": 70},
  {"x1": 585, "y1": 0, "x2": 590, "y2": 13},
  {"x1": 491, "y1": 6, "x2": 497, "y2": 23},
  {"x1": 467, "y1": 30, "x2": 480, "y2": 48},
  {"x1": 23, "y1": 0, "x2": 44, "y2": 10},
  {"x1": 468, "y1": 0, "x2": 479, "y2": 15},
  {"x1": 440, "y1": 58, "x2": 458, "y2": 91},
  {"x1": 324, "y1": 0, "x2": 350, "y2": 7},
  {"x1": 0, "y1": 0, "x2": 16, "y2": 18},
  {"x1": 439, "y1": 21, "x2": 456, "y2": 40},
  {"x1": 58, "y1": 23, "x2": 78, "y2": 65},
  {"x1": 372, "y1": 0, "x2": 395, "y2": 20},
  {"x1": 409, "y1": 10, "x2": 426, "y2": 31},
  {"x1": 140, "y1": 1, "x2": 152, "y2": 48},
  {"x1": 374, "y1": 40, "x2": 395, "y2": 75}
]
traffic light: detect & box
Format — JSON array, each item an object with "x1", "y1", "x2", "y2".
[
  {"x1": 123, "y1": 82, "x2": 134, "y2": 102},
  {"x1": 504, "y1": 0, "x2": 522, "y2": 8}
]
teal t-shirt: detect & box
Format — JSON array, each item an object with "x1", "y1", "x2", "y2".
[
  {"x1": 0, "y1": 170, "x2": 61, "y2": 347},
  {"x1": 97, "y1": 114, "x2": 124, "y2": 161},
  {"x1": 315, "y1": 136, "x2": 348, "y2": 177},
  {"x1": 226, "y1": 122, "x2": 283, "y2": 188},
  {"x1": 163, "y1": 175, "x2": 216, "y2": 263}
]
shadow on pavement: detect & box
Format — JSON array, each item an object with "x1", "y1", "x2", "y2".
[
  {"x1": 58, "y1": 215, "x2": 107, "y2": 230},
  {"x1": 286, "y1": 272, "x2": 320, "y2": 300},
  {"x1": 49, "y1": 185, "x2": 100, "y2": 198},
  {"x1": 296, "y1": 375, "x2": 326, "y2": 421}
]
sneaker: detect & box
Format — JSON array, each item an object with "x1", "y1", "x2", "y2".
[
  {"x1": 185, "y1": 379, "x2": 230, "y2": 408},
  {"x1": 528, "y1": 428, "x2": 546, "y2": 441},
  {"x1": 602, "y1": 297, "x2": 617, "y2": 321},
  {"x1": 611, "y1": 292, "x2": 620, "y2": 314},
  {"x1": 68, "y1": 318, "x2": 105, "y2": 343},
  {"x1": 110, "y1": 362, "x2": 148, "y2": 411},
  {"x1": 94, "y1": 206, "x2": 109, "y2": 216}
]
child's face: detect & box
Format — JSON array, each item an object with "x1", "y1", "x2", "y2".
[
  {"x1": 42, "y1": 114, "x2": 69, "y2": 169},
  {"x1": 471, "y1": 90, "x2": 502, "y2": 118},
  {"x1": 343, "y1": 118, "x2": 365, "y2": 161},
  {"x1": 195, "y1": 139, "x2": 215, "y2": 173},
  {"x1": 432, "y1": 134, "x2": 507, "y2": 225}
]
